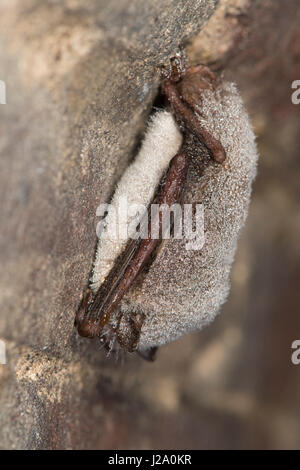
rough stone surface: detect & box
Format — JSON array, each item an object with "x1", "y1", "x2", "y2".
[
  {"x1": 1, "y1": 0, "x2": 300, "y2": 451},
  {"x1": 0, "y1": 0, "x2": 218, "y2": 450}
]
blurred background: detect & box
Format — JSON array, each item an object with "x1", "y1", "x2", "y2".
[{"x1": 0, "y1": 0, "x2": 299, "y2": 450}]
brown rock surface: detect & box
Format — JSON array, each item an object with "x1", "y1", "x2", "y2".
[{"x1": 0, "y1": 0, "x2": 300, "y2": 450}]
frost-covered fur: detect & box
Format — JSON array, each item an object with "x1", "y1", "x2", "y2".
[
  {"x1": 92, "y1": 81, "x2": 258, "y2": 351},
  {"x1": 122, "y1": 82, "x2": 258, "y2": 350},
  {"x1": 91, "y1": 111, "x2": 182, "y2": 290}
]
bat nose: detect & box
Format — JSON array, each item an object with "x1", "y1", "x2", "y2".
[{"x1": 76, "y1": 316, "x2": 99, "y2": 338}]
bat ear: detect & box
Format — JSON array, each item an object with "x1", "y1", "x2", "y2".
[
  {"x1": 117, "y1": 312, "x2": 145, "y2": 353},
  {"x1": 137, "y1": 347, "x2": 158, "y2": 362}
]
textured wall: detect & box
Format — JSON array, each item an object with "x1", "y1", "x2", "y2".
[
  {"x1": 0, "y1": 0, "x2": 300, "y2": 450},
  {"x1": 0, "y1": 0, "x2": 219, "y2": 449}
]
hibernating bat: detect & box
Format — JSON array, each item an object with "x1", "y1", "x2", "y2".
[{"x1": 75, "y1": 57, "x2": 258, "y2": 361}]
